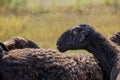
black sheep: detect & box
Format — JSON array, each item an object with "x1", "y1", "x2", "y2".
[
  {"x1": 0, "y1": 48, "x2": 103, "y2": 80},
  {"x1": 57, "y1": 24, "x2": 120, "y2": 80},
  {"x1": 4, "y1": 36, "x2": 40, "y2": 50}
]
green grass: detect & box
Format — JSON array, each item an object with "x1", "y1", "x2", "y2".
[
  {"x1": 103, "y1": 0, "x2": 111, "y2": 5},
  {"x1": 0, "y1": 9, "x2": 120, "y2": 51},
  {"x1": 0, "y1": 0, "x2": 120, "y2": 55}
]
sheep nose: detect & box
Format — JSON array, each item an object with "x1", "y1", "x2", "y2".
[{"x1": 56, "y1": 41, "x2": 62, "y2": 48}]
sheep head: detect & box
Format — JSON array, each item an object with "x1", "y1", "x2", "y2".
[
  {"x1": 57, "y1": 23, "x2": 94, "y2": 52},
  {"x1": 110, "y1": 32, "x2": 120, "y2": 45}
]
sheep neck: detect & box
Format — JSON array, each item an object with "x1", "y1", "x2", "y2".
[{"x1": 86, "y1": 32, "x2": 119, "y2": 80}]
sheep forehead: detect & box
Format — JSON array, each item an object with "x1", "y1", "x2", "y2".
[
  {"x1": 71, "y1": 24, "x2": 92, "y2": 31},
  {"x1": 71, "y1": 25, "x2": 81, "y2": 31},
  {"x1": 72, "y1": 25, "x2": 80, "y2": 29}
]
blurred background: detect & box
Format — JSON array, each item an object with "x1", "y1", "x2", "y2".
[{"x1": 0, "y1": 0, "x2": 120, "y2": 54}]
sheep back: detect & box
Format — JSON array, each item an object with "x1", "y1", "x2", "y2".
[
  {"x1": 3, "y1": 36, "x2": 39, "y2": 50},
  {"x1": 0, "y1": 48, "x2": 103, "y2": 80}
]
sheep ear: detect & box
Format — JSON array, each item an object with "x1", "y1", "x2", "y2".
[
  {"x1": 79, "y1": 34, "x2": 86, "y2": 42},
  {"x1": 79, "y1": 30, "x2": 90, "y2": 42}
]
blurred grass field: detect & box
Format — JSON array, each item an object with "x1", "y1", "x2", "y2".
[{"x1": 0, "y1": 0, "x2": 120, "y2": 54}]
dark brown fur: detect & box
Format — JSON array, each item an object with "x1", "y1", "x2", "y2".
[
  {"x1": 57, "y1": 24, "x2": 120, "y2": 80},
  {"x1": 0, "y1": 31, "x2": 120, "y2": 80},
  {"x1": 0, "y1": 48, "x2": 103, "y2": 80},
  {"x1": 4, "y1": 36, "x2": 40, "y2": 50},
  {"x1": 110, "y1": 32, "x2": 120, "y2": 45}
]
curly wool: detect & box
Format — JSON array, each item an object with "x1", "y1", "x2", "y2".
[
  {"x1": 0, "y1": 48, "x2": 103, "y2": 80},
  {"x1": 3, "y1": 36, "x2": 40, "y2": 50}
]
